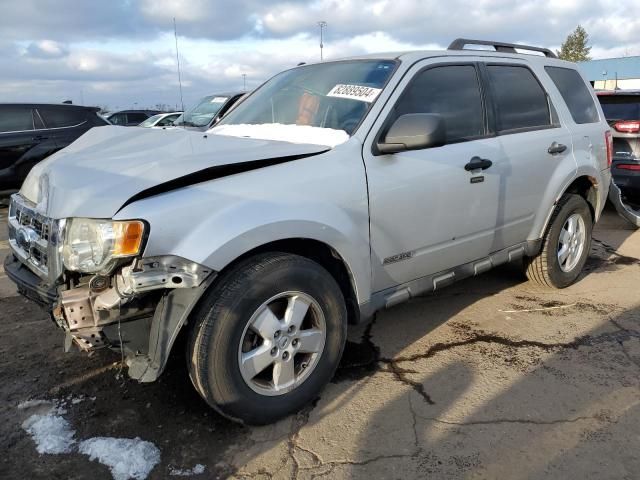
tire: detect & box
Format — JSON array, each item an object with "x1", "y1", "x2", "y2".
[
  {"x1": 187, "y1": 252, "x2": 347, "y2": 425},
  {"x1": 525, "y1": 194, "x2": 593, "y2": 288}
]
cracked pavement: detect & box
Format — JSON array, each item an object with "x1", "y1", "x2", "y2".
[{"x1": 2, "y1": 204, "x2": 640, "y2": 479}]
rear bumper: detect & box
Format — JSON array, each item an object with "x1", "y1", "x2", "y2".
[
  {"x1": 612, "y1": 159, "x2": 640, "y2": 198},
  {"x1": 4, "y1": 253, "x2": 58, "y2": 308}
]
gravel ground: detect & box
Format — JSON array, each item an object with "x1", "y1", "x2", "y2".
[{"x1": 1, "y1": 204, "x2": 639, "y2": 479}]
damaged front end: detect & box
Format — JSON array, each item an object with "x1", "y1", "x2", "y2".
[{"x1": 5, "y1": 194, "x2": 215, "y2": 382}]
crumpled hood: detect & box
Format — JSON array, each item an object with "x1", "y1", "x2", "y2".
[{"x1": 20, "y1": 126, "x2": 329, "y2": 219}]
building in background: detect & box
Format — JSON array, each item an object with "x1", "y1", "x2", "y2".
[{"x1": 580, "y1": 56, "x2": 640, "y2": 90}]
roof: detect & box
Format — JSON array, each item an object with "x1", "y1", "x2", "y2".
[
  {"x1": 0, "y1": 103, "x2": 100, "y2": 111},
  {"x1": 107, "y1": 109, "x2": 162, "y2": 115},
  {"x1": 309, "y1": 49, "x2": 574, "y2": 67},
  {"x1": 579, "y1": 56, "x2": 640, "y2": 81}
]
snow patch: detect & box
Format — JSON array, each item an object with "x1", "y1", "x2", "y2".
[
  {"x1": 22, "y1": 412, "x2": 77, "y2": 454},
  {"x1": 17, "y1": 399, "x2": 52, "y2": 410},
  {"x1": 20, "y1": 398, "x2": 161, "y2": 480},
  {"x1": 78, "y1": 437, "x2": 161, "y2": 480},
  {"x1": 209, "y1": 123, "x2": 349, "y2": 147},
  {"x1": 169, "y1": 464, "x2": 206, "y2": 476}
]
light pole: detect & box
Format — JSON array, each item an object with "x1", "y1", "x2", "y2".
[
  {"x1": 318, "y1": 21, "x2": 327, "y2": 61},
  {"x1": 242, "y1": 73, "x2": 247, "y2": 91}
]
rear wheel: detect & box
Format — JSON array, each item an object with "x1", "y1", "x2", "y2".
[
  {"x1": 525, "y1": 194, "x2": 593, "y2": 288},
  {"x1": 187, "y1": 252, "x2": 347, "y2": 425}
]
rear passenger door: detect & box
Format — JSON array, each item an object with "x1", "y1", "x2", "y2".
[
  {"x1": 481, "y1": 62, "x2": 577, "y2": 245},
  {"x1": 363, "y1": 61, "x2": 507, "y2": 292},
  {"x1": 38, "y1": 107, "x2": 91, "y2": 149}
]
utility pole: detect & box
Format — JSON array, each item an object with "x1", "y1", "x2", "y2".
[
  {"x1": 173, "y1": 17, "x2": 185, "y2": 112},
  {"x1": 318, "y1": 21, "x2": 327, "y2": 61},
  {"x1": 242, "y1": 73, "x2": 247, "y2": 91}
]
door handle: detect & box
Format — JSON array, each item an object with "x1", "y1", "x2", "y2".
[
  {"x1": 464, "y1": 156, "x2": 493, "y2": 171},
  {"x1": 548, "y1": 142, "x2": 567, "y2": 155},
  {"x1": 32, "y1": 135, "x2": 48, "y2": 141}
]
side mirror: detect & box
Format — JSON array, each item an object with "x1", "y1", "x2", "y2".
[{"x1": 377, "y1": 113, "x2": 446, "y2": 154}]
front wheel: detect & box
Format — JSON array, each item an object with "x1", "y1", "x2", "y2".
[
  {"x1": 525, "y1": 194, "x2": 593, "y2": 288},
  {"x1": 187, "y1": 253, "x2": 347, "y2": 425}
]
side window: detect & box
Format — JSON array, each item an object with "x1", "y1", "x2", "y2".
[
  {"x1": 0, "y1": 107, "x2": 34, "y2": 133},
  {"x1": 394, "y1": 65, "x2": 485, "y2": 143},
  {"x1": 157, "y1": 115, "x2": 178, "y2": 126},
  {"x1": 109, "y1": 113, "x2": 126, "y2": 125},
  {"x1": 39, "y1": 108, "x2": 85, "y2": 128},
  {"x1": 545, "y1": 66, "x2": 599, "y2": 124},
  {"x1": 128, "y1": 113, "x2": 150, "y2": 124},
  {"x1": 486, "y1": 65, "x2": 551, "y2": 132}
]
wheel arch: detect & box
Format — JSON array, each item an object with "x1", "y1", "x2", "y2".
[
  {"x1": 210, "y1": 238, "x2": 362, "y2": 325},
  {"x1": 538, "y1": 174, "x2": 600, "y2": 240}
]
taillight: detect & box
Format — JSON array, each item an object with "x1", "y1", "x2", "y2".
[
  {"x1": 605, "y1": 130, "x2": 613, "y2": 167},
  {"x1": 617, "y1": 164, "x2": 640, "y2": 171},
  {"x1": 614, "y1": 121, "x2": 640, "y2": 133}
]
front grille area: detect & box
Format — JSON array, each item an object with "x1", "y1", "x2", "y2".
[{"x1": 8, "y1": 194, "x2": 62, "y2": 281}]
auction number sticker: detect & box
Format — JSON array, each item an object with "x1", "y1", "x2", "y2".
[
  {"x1": 211, "y1": 97, "x2": 228, "y2": 103},
  {"x1": 327, "y1": 84, "x2": 381, "y2": 103}
]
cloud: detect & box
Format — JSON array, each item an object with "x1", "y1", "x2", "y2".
[
  {"x1": 138, "y1": 0, "x2": 261, "y2": 39},
  {"x1": 2, "y1": 0, "x2": 640, "y2": 108},
  {"x1": 25, "y1": 40, "x2": 69, "y2": 59}
]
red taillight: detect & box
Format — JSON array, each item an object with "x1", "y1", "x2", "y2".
[
  {"x1": 614, "y1": 121, "x2": 640, "y2": 133},
  {"x1": 605, "y1": 130, "x2": 613, "y2": 167},
  {"x1": 617, "y1": 164, "x2": 640, "y2": 171}
]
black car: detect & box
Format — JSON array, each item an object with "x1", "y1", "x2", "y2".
[
  {"x1": 172, "y1": 92, "x2": 245, "y2": 131},
  {"x1": 597, "y1": 90, "x2": 640, "y2": 202},
  {"x1": 105, "y1": 110, "x2": 161, "y2": 126},
  {"x1": 0, "y1": 103, "x2": 108, "y2": 194}
]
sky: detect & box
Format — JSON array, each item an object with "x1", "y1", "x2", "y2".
[{"x1": 2, "y1": 0, "x2": 640, "y2": 111}]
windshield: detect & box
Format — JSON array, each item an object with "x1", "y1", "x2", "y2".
[
  {"x1": 174, "y1": 95, "x2": 229, "y2": 127},
  {"x1": 138, "y1": 114, "x2": 164, "y2": 127},
  {"x1": 217, "y1": 60, "x2": 397, "y2": 136},
  {"x1": 599, "y1": 96, "x2": 640, "y2": 120}
]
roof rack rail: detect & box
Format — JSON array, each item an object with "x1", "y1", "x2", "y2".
[{"x1": 448, "y1": 38, "x2": 557, "y2": 58}]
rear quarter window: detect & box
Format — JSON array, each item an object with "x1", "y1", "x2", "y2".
[
  {"x1": 39, "y1": 108, "x2": 87, "y2": 128},
  {"x1": 545, "y1": 67, "x2": 599, "y2": 124},
  {"x1": 486, "y1": 65, "x2": 551, "y2": 132}
]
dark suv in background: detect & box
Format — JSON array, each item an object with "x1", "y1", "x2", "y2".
[
  {"x1": 0, "y1": 103, "x2": 108, "y2": 196},
  {"x1": 105, "y1": 110, "x2": 161, "y2": 126},
  {"x1": 597, "y1": 91, "x2": 640, "y2": 203}
]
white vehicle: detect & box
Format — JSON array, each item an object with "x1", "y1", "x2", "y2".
[
  {"x1": 138, "y1": 112, "x2": 182, "y2": 128},
  {"x1": 6, "y1": 39, "x2": 612, "y2": 424}
]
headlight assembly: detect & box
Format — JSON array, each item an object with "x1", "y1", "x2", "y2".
[{"x1": 62, "y1": 218, "x2": 146, "y2": 273}]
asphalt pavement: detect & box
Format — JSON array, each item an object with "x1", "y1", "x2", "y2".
[{"x1": 1, "y1": 204, "x2": 639, "y2": 479}]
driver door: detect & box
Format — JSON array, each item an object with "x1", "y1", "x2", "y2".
[{"x1": 363, "y1": 60, "x2": 507, "y2": 292}]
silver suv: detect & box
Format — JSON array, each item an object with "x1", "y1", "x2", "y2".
[{"x1": 5, "y1": 39, "x2": 612, "y2": 424}]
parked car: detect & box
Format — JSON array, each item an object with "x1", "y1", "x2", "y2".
[
  {"x1": 596, "y1": 90, "x2": 640, "y2": 203},
  {"x1": 138, "y1": 112, "x2": 183, "y2": 128},
  {"x1": 5, "y1": 39, "x2": 611, "y2": 425},
  {"x1": 105, "y1": 110, "x2": 161, "y2": 127},
  {"x1": 172, "y1": 92, "x2": 245, "y2": 131},
  {"x1": 0, "y1": 103, "x2": 108, "y2": 195}
]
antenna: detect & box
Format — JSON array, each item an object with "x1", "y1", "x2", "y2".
[
  {"x1": 173, "y1": 17, "x2": 185, "y2": 113},
  {"x1": 318, "y1": 21, "x2": 327, "y2": 61}
]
